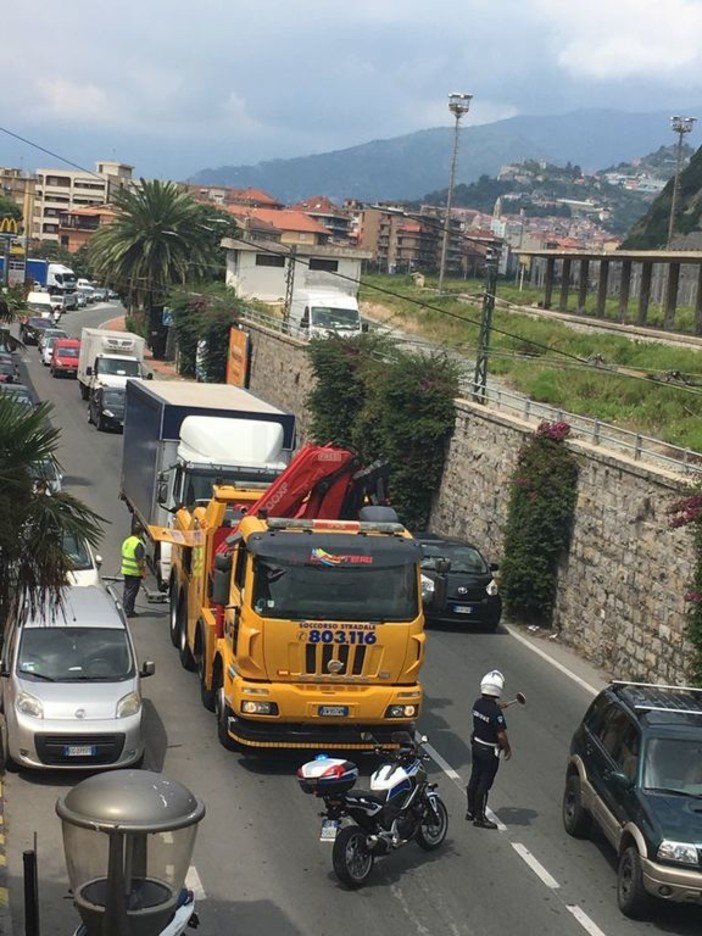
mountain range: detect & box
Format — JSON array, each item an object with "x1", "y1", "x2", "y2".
[{"x1": 189, "y1": 108, "x2": 702, "y2": 205}]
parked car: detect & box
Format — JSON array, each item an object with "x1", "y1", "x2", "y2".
[
  {"x1": 107, "y1": 289, "x2": 120, "y2": 301},
  {"x1": 0, "y1": 585, "x2": 155, "y2": 770},
  {"x1": 19, "y1": 317, "x2": 54, "y2": 346},
  {"x1": 29, "y1": 457, "x2": 63, "y2": 494},
  {"x1": 0, "y1": 384, "x2": 34, "y2": 407},
  {"x1": 88, "y1": 385, "x2": 126, "y2": 432},
  {"x1": 563, "y1": 681, "x2": 702, "y2": 918},
  {"x1": 417, "y1": 533, "x2": 502, "y2": 631},
  {"x1": 63, "y1": 531, "x2": 103, "y2": 586},
  {"x1": 0, "y1": 360, "x2": 18, "y2": 384},
  {"x1": 38, "y1": 327, "x2": 68, "y2": 357},
  {"x1": 50, "y1": 338, "x2": 81, "y2": 378},
  {"x1": 75, "y1": 291, "x2": 87, "y2": 308}
]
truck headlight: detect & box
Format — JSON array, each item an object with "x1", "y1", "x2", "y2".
[
  {"x1": 241, "y1": 701, "x2": 279, "y2": 715},
  {"x1": 17, "y1": 691, "x2": 43, "y2": 718},
  {"x1": 421, "y1": 574, "x2": 435, "y2": 600},
  {"x1": 117, "y1": 691, "x2": 142, "y2": 718},
  {"x1": 385, "y1": 704, "x2": 417, "y2": 718},
  {"x1": 657, "y1": 840, "x2": 699, "y2": 865},
  {"x1": 486, "y1": 579, "x2": 499, "y2": 597}
]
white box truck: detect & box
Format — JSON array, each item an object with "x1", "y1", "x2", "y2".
[
  {"x1": 288, "y1": 288, "x2": 365, "y2": 339},
  {"x1": 78, "y1": 328, "x2": 148, "y2": 400},
  {"x1": 120, "y1": 380, "x2": 296, "y2": 589}
]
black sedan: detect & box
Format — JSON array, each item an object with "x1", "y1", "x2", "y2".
[
  {"x1": 88, "y1": 386, "x2": 125, "y2": 432},
  {"x1": 417, "y1": 533, "x2": 502, "y2": 631},
  {"x1": 19, "y1": 316, "x2": 54, "y2": 346}
]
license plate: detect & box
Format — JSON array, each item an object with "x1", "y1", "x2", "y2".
[
  {"x1": 318, "y1": 705, "x2": 349, "y2": 717},
  {"x1": 320, "y1": 819, "x2": 340, "y2": 842},
  {"x1": 64, "y1": 745, "x2": 96, "y2": 757},
  {"x1": 454, "y1": 606, "x2": 474, "y2": 614}
]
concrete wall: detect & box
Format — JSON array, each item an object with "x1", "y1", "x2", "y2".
[{"x1": 242, "y1": 319, "x2": 697, "y2": 683}]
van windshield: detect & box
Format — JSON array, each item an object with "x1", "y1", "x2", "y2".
[
  {"x1": 311, "y1": 306, "x2": 360, "y2": 329},
  {"x1": 18, "y1": 627, "x2": 134, "y2": 681},
  {"x1": 97, "y1": 358, "x2": 140, "y2": 377}
]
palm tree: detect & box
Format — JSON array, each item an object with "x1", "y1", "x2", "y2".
[
  {"x1": 0, "y1": 398, "x2": 104, "y2": 626},
  {"x1": 89, "y1": 180, "x2": 236, "y2": 358}
]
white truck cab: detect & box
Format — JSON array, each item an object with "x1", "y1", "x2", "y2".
[{"x1": 289, "y1": 289, "x2": 365, "y2": 339}]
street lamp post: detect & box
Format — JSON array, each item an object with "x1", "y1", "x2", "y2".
[
  {"x1": 438, "y1": 91, "x2": 472, "y2": 295},
  {"x1": 667, "y1": 115, "x2": 696, "y2": 248}
]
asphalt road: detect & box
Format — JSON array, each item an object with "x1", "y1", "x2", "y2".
[{"x1": 3, "y1": 302, "x2": 700, "y2": 936}]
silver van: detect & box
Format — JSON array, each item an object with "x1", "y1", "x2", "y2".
[{"x1": 0, "y1": 586, "x2": 154, "y2": 770}]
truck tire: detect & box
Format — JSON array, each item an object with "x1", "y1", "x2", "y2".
[
  {"x1": 198, "y1": 624, "x2": 215, "y2": 711},
  {"x1": 168, "y1": 582, "x2": 180, "y2": 647},
  {"x1": 178, "y1": 615, "x2": 196, "y2": 671}
]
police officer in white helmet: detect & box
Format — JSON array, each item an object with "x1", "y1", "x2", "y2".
[{"x1": 466, "y1": 670, "x2": 512, "y2": 828}]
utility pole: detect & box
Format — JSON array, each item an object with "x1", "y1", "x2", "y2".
[
  {"x1": 472, "y1": 246, "x2": 499, "y2": 404},
  {"x1": 667, "y1": 115, "x2": 696, "y2": 248},
  {"x1": 438, "y1": 91, "x2": 472, "y2": 295},
  {"x1": 282, "y1": 246, "x2": 297, "y2": 332}
]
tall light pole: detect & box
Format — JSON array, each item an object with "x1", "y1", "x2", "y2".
[
  {"x1": 438, "y1": 91, "x2": 472, "y2": 295},
  {"x1": 667, "y1": 115, "x2": 696, "y2": 248}
]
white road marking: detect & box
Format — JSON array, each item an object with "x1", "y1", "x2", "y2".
[
  {"x1": 511, "y1": 842, "x2": 560, "y2": 889},
  {"x1": 566, "y1": 904, "x2": 608, "y2": 936},
  {"x1": 185, "y1": 865, "x2": 206, "y2": 900},
  {"x1": 505, "y1": 624, "x2": 599, "y2": 697}
]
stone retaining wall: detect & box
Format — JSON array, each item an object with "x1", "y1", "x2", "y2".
[{"x1": 242, "y1": 319, "x2": 696, "y2": 683}]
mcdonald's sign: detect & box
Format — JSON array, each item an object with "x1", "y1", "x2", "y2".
[{"x1": 0, "y1": 217, "x2": 18, "y2": 234}]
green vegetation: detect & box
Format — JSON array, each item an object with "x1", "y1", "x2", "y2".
[
  {"x1": 89, "y1": 180, "x2": 237, "y2": 358},
  {"x1": 668, "y1": 493, "x2": 702, "y2": 683},
  {"x1": 359, "y1": 274, "x2": 702, "y2": 452},
  {"x1": 0, "y1": 399, "x2": 103, "y2": 626},
  {"x1": 306, "y1": 334, "x2": 460, "y2": 532},
  {"x1": 167, "y1": 283, "x2": 243, "y2": 382},
  {"x1": 500, "y1": 422, "x2": 579, "y2": 627}
]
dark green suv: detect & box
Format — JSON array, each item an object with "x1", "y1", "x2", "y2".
[{"x1": 564, "y1": 681, "x2": 702, "y2": 918}]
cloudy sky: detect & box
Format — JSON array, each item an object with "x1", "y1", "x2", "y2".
[{"x1": 2, "y1": 0, "x2": 702, "y2": 181}]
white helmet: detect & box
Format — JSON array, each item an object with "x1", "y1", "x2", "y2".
[{"x1": 480, "y1": 670, "x2": 505, "y2": 697}]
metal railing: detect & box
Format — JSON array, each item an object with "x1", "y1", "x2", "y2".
[{"x1": 239, "y1": 308, "x2": 702, "y2": 479}]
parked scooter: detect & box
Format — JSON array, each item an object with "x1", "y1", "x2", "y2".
[
  {"x1": 298, "y1": 732, "x2": 448, "y2": 888},
  {"x1": 71, "y1": 887, "x2": 199, "y2": 935}
]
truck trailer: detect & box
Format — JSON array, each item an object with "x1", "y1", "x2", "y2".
[{"x1": 120, "y1": 380, "x2": 296, "y2": 588}]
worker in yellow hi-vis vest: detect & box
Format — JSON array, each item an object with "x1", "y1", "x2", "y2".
[{"x1": 121, "y1": 521, "x2": 146, "y2": 618}]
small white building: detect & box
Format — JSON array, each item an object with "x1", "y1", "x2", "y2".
[{"x1": 222, "y1": 237, "x2": 373, "y2": 302}]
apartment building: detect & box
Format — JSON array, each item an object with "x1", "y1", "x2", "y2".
[
  {"x1": 33, "y1": 160, "x2": 134, "y2": 242},
  {"x1": 58, "y1": 205, "x2": 117, "y2": 252}
]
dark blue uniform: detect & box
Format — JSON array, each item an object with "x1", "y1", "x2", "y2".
[{"x1": 466, "y1": 695, "x2": 507, "y2": 826}]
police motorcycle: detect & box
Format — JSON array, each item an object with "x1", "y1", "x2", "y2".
[
  {"x1": 71, "y1": 888, "x2": 199, "y2": 936},
  {"x1": 297, "y1": 731, "x2": 448, "y2": 888}
]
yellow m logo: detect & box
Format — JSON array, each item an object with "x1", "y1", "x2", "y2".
[{"x1": 0, "y1": 217, "x2": 18, "y2": 234}]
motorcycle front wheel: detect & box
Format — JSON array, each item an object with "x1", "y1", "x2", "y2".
[
  {"x1": 416, "y1": 796, "x2": 448, "y2": 850},
  {"x1": 332, "y1": 826, "x2": 374, "y2": 889}
]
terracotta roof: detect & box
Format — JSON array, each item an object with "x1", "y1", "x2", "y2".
[
  {"x1": 250, "y1": 209, "x2": 330, "y2": 235},
  {"x1": 289, "y1": 195, "x2": 344, "y2": 214}
]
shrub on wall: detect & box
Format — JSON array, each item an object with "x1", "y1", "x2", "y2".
[
  {"x1": 168, "y1": 284, "x2": 241, "y2": 380},
  {"x1": 668, "y1": 492, "x2": 702, "y2": 683},
  {"x1": 306, "y1": 335, "x2": 459, "y2": 532},
  {"x1": 500, "y1": 421, "x2": 579, "y2": 626}
]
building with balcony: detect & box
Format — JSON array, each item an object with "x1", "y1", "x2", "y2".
[
  {"x1": 57, "y1": 205, "x2": 117, "y2": 252},
  {"x1": 33, "y1": 161, "x2": 133, "y2": 242}
]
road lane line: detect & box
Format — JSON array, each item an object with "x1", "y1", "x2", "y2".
[
  {"x1": 505, "y1": 624, "x2": 599, "y2": 697},
  {"x1": 566, "y1": 904, "x2": 608, "y2": 936},
  {"x1": 185, "y1": 865, "x2": 206, "y2": 901},
  {"x1": 511, "y1": 842, "x2": 560, "y2": 889}
]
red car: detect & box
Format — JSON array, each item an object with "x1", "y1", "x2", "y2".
[{"x1": 50, "y1": 338, "x2": 81, "y2": 378}]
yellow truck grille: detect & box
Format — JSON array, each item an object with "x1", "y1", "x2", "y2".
[{"x1": 304, "y1": 643, "x2": 368, "y2": 676}]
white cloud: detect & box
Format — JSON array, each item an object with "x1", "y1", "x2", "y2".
[{"x1": 28, "y1": 78, "x2": 110, "y2": 122}]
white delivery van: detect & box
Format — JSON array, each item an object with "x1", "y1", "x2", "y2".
[
  {"x1": 288, "y1": 289, "x2": 365, "y2": 338},
  {"x1": 26, "y1": 291, "x2": 57, "y2": 319}
]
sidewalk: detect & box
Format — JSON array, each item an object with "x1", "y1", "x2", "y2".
[{"x1": 101, "y1": 315, "x2": 180, "y2": 381}]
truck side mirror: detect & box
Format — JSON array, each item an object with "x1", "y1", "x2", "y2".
[
  {"x1": 212, "y1": 569, "x2": 230, "y2": 606},
  {"x1": 140, "y1": 660, "x2": 156, "y2": 678},
  {"x1": 156, "y1": 478, "x2": 168, "y2": 506},
  {"x1": 146, "y1": 372, "x2": 153, "y2": 380},
  {"x1": 86, "y1": 366, "x2": 93, "y2": 376}
]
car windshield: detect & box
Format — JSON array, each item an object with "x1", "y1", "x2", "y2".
[
  {"x1": 18, "y1": 627, "x2": 134, "y2": 681},
  {"x1": 31, "y1": 459, "x2": 60, "y2": 482},
  {"x1": 98, "y1": 358, "x2": 140, "y2": 377},
  {"x1": 101, "y1": 390, "x2": 125, "y2": 408},
  {"x1": 419, "y1": 542, "x2": 489, "y2": 574},
  {"x1": 311, "y1": 306, "x2": 360, "y2": 329},
  {"x1": 252, "y1": 558, "x2": 418, "y2": 622},
  {"x1": 0, "y1": 388, "x2": 32, "y2": 405},
  {"x1": 642, "y1": 737, "x2": 702, "y2": 794},
  {"x1": 62, "y1": 532, "x2": 94, "y2": 571}
]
